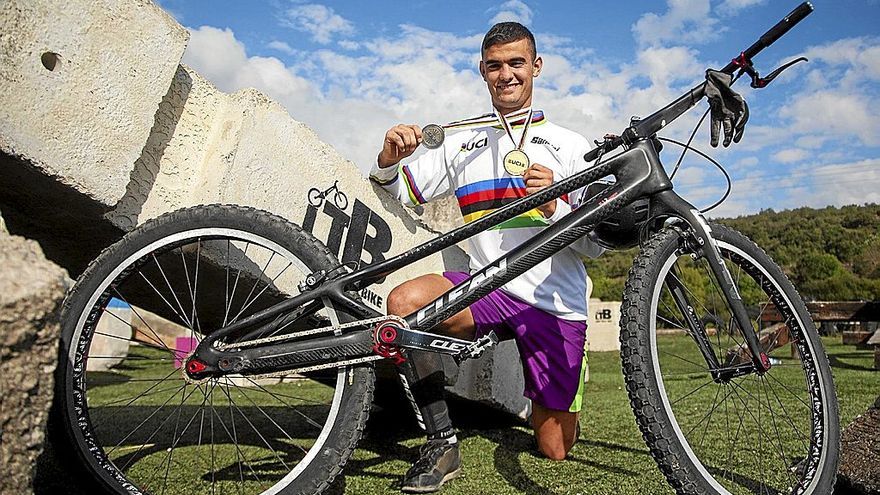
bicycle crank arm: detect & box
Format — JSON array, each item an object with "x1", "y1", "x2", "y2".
[
  {"x1": 373, "y1": 319, "x2": 499, "y2": 364},
  {"x1": 185, "y1": 329, "x2": 374, "y2": 380}
]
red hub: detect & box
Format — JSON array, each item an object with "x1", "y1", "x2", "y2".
[
  {"x1": 186, "y1": 358, "x2": 207, "y2": 375},
  {"x1": 372, "y1": 320, "x2": 406, "y2": 365},
  {"x1": 759, "y1": 352, "x2": 772, "y2": 372}
]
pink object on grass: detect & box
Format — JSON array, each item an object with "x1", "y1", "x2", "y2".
[{"x1": 174, "y1": 337, "x2": 200, "y2": 369}]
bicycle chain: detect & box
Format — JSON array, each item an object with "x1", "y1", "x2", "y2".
[
  {"x1": 218, "y1": 315, "x2": 401, "y2": 349},
  {"x1": 187, "y1": 315, "x2": 406, "y2": 383}
]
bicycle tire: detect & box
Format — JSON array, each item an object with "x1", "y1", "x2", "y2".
[
  {"x1": 333, "y1": 191, "x2": 348, "y2": 211},
  {"x1": 621, "y1": 224, "x2": 839, "y2": 495},
  {"x1": 53, "y1": 204, "x2": 375, "y2": 495}
]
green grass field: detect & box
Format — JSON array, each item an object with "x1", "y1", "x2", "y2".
[
  {"x1": 339, "y1": 336, "x2": 878, "y2": 495},
  {"x1": 44, "y1": 335, "x2": 877, "y2": 495}
]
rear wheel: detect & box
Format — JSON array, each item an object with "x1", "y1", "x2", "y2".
[
  {"x1": 54, "y1": 204, "x2": 374, "y2": 495},
  {"x1": 621, "y1": 224, "x2": 839, "y2": 494}
]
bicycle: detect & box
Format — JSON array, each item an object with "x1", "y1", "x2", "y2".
[
  {"x1": 53, "y1": 3, "x2": 839, "y2": 494},
  {"x1": 307, "y1": 179, "x2": 348, "y2": 210}
]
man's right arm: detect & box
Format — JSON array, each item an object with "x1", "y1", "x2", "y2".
[
  {"x1": 377, "y1": 124, "x2": 423, "y2": 169},
  {"x1": 370, "y1": 124, "x2": 450, "y2": 207}
]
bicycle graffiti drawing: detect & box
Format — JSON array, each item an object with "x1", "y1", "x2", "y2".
[{"x1": 307, "y1": 180, "x2": 348, "y2": 210}]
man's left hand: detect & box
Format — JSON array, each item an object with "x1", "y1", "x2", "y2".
[{"x1": 523, "y1": 163, "x2": 556, "y2": 218}]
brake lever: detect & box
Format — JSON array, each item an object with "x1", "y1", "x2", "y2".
[
  {"x1": 755, "y1": 57, "x2": 809, "y2": 88},
  {"x1": 732, "y1": 52, "x2": 808, "y2": 89}
]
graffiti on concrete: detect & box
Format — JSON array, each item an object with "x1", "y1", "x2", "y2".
[{"x1": 302, "y1": 184, "x2": 393, "y2": 310}]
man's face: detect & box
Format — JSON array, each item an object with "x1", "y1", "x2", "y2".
[{"x1": 480, "y1": 38, "x2": 542, "y2": 114}]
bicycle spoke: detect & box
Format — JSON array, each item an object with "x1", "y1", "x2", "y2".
[
  {"x1": 92, "y1": 367, "x2": 182, "y2": 430},
  {"x1": 694, "y1": 384, "x2": 722, "y2": 452},
  {"x1": 215, "y1": 382, "x2": 259, "y2": 489},
  {"x1": 763, "y1": 370, "x2": 812, "y2": 411},
  {"x1": 100, "y1": 306, "x2": 169, "y2": 352},
  {"x1": 764, "y1": 373, "x2": 810, "y2": 450},
  {"x1": 152, "y1": 253, "x2": 194, "y2": 330},
  {"x1": 241, "y1": 376, "x2": 331, "y2": 408},
  {"x1": 760, "y1": 376, "x2": 800, "y2": 491},
  {"x1": 231, "y1": 260, "x2": 294, "y2": 325},
  {"x1": 670, "y1": 378, "x2": 717, "y2": 406},
  {"x1": 223, "y1": 242, "x2": 250, "y2": 328},
  {"x1": 229, "y1": 252, "x2": 276, "y2": 325},
  {"x1": 114, "y1": 382, "x2": 200, "y2": 469},
  {"x1": 658, "y1": 347, "x2": 709, "y2": 371},
  {"x1": 242, "y1": 378, "x2": 325, "y2": 431},
  {"x1": 111, "y1": 288, "x2": 178, "y2": 354},
  {"x1": 236, "y1": 384, "x2": 299, "y2": 445},
  {"x1": 228, "y1": 388, "x2": 291, "y2": 474},
  {"x1": 159, "y1": 382, "x2": 189, "y2": 494}
]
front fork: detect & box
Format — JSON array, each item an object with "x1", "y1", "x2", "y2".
[{"x1": 670, "y1": 211, "x2": 772, "y2": 379}]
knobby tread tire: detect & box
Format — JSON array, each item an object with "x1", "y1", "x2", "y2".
[
  {"x1": 619, "y1": 224, "x2": 839, "y2": 495},
  {"x1": 52, "y1": 204, "x2": 375, "y2": 495}
]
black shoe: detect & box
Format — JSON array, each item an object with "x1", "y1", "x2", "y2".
[{"x1": 401, "y1": 440, "x2": 461, "y2": 493}]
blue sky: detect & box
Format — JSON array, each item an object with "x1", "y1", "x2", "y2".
[{"x1": 157, "y1": 0, "x2": 880, "y2": 217}]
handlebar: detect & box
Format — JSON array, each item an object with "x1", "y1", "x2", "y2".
[
  {"x1": 721, "y1": 2, "x2": 813, "y2": 74},
  {"x1": 584, "y1": 2, "x2": 814, "y2": 163}
]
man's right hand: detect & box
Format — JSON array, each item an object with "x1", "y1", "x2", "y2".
[{"x1": 378, "y1": 124, "x2": 423, "y2": 168}]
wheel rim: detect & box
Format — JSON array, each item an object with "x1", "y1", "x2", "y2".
[
  {"x1": 67, "y1": 228, "x2": 347, "y2": 494},
  {"x1": 648, "y1": 239, "x2": 830, "y2": 495}
]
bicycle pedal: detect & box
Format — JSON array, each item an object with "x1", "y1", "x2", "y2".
[{"x1": 455, "y1": 331, "x2": 499, "y2": 363}]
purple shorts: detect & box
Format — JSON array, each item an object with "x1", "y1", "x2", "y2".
[{"x1": 443, "y1": 271, "x2": 588, "y2": 413}]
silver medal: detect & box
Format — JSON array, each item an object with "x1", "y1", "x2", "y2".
[{"x1": 421, "y1": 124, "x2": 445, "y2": 149}]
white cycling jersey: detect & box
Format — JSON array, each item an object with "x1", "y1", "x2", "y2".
[{"x1": 370, "y1": 108, "x2": 603, "y2": 321}]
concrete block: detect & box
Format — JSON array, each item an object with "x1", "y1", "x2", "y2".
[
  {"x1": 104, "y1": 66, "x2": 467, "y2": 311},
  {"x1": 449, "y1": 340, "x2": 531, "y2": 420},
  {"x1": 0, "y1": 232, "x2": 68, "y2": 492},
  {"x1": 0, "y1": 0, "x2": 188, "y2": 206},
  {"x1": 588, "y1": 299, "x2": 622, "y2": 352}
]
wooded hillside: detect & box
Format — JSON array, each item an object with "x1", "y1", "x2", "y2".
[{"x1": 586, "y1": 204, "x2": 880, "y2": 302}]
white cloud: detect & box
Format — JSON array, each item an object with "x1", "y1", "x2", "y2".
[
  {"x1": 772, "y1": 148, "x2": 809, "y2": 163},
  {"x1": 718, "y1": 0, "x2": 766, "y2": 16},
  {"x1": 632, "y1": 0, "x2": 721, "y2": 47},
  {"x1": 637, "y1": 46, "x2": 704, "y2": 86},
  {"x1": 267, "y1": 40, "x2": 295, "y2": 56},
  {"x1": 180, "y1": 21, "x2": 878, "y2": 218},
  {"x1": 181, "y1": 27, "x2": 249, "y2": 91},
  {"x1": 803, "y1": 158, "x2": 880, "y2": 207},
  {"x1": 489, "y1": 0, "x2": 534, "y2": 26},
  {"x1": 736, "y1": 156, "x2": 759, "y2": 168},
  {"x1": 278, "y1": 4, "x2": 354, "y2": 44},
  {"x1": 780, "y1": 90, "x2": 879, "y2": 146}
]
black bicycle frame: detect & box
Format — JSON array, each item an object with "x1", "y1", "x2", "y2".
[
  {"x1": 192, "y1": 136, "x2": 765, "y2": 378},
  {"x1": 191, "y1": 2, "x2": 815, "y2": 379}
]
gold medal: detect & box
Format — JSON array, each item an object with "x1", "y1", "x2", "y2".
[
  {"x1": 503, "y1": 149, "x2": 529, "y2": 176},
  {"x1": 498, "y1": 108, "x2": 534, "y2": 176}
]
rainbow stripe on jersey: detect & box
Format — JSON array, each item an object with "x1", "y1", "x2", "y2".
[
  {"x1": 401, "y1": 164, "x2": 426, "y2": 205},
  {"x1": 455, "y1": 178, "x2": 547, "y2": 229}
]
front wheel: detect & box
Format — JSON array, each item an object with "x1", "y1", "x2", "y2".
[
  {"x1": 53, "y1": 204, "x2": 374, "y2": 495},
  {"x1": 621, "y1": 224, "x2": 839, "y2": 494}
]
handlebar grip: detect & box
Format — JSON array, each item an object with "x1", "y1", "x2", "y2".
[
  {"x1": 721, "y1": 2, "x2": 813, "y2": 73},
  {"x1": 759, "y1": 2, "x2": 813, "y2": 51}
]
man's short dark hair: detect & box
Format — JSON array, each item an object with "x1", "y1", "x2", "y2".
[{"x1": 482, "y1": 22, "x2": 537, "y2": 61}]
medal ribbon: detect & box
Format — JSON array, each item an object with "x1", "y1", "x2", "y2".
[
  {"x1": 497, "y1": 108, "x2": 534, "y2": 153},
  {"x1": 439, "y1": 107, "x2": 532, "y2": 131}
]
